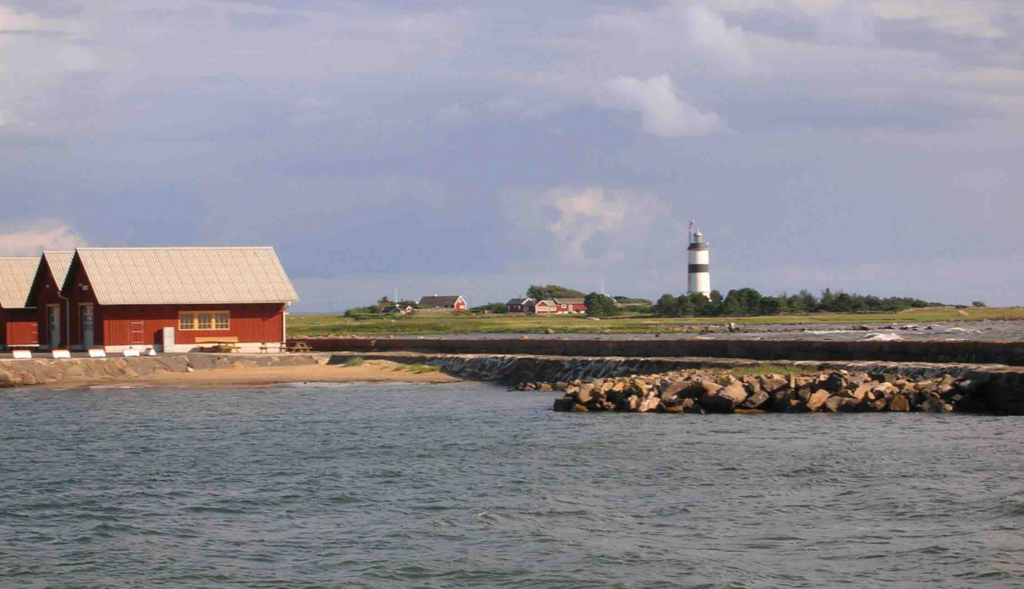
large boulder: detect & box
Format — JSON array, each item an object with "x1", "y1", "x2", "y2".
[
  {"x1": 741, "y1": 390, "x2": 770, "y2": 410},
  {"x1": 759, "y1": 375, "x2": 789, "y2": 394},
  {"x1": 663, "y1": 398, "x2": 696, "y2": 414},
  {"x1": 823, "y1": 395, "x2": 845, "y2": 413},
  {"x1": 822, "y1": 373, "x2": 847, "y2": 393},
  {"x1": 574, "y1": 384, "x2": 595, "y2": 404},
  {"x1": 888, "y1": 395, "x2": 911, "y2": 412},
  {"x1": 851, "y1": 384, "x2": 874, "y2": 402},
  {"x1": 639, "y1": 397, "x2": 662, "y2": 413},
  {"x1": 553, "y1": 397, "x2": 575, "y2": 412},
  {"x1": 807, "y1": 390, "x2": 831, "y2": 412},
  {"x1": 701, "y1": 382, "x2": 748, "y2": 413}
]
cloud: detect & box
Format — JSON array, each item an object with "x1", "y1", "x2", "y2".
[
  {"x1": 591, "y1": 2, "x2": 752, "y2": 75},
  {"x1": 678, "y1": 3, "x2": 753, "y2": 71},
  {"x1": 599, "y1": 74, "x2": 722, "y2": 137},
  {"x1": 0, "y1": 220, "x2": 87, "y2": 256},
  {"x1": 506, "y1": 186, "x2": 688, "y2": 270}
]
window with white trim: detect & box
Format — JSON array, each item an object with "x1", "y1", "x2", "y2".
[{"x1": 179, "y1": 311, "x2": 230, "y2": 331}]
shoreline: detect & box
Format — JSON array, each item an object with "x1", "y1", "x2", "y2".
[{"x1": 3, "y1": 360, "x2": 461, "y2": 391}]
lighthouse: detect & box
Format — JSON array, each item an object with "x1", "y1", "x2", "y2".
[{"x1": 687, "y1": 221, "x2": 711, "y2": 299}]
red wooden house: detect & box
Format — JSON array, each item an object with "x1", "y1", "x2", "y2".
[
  {"x1": 0, "y1": 257, "x2": 41, "y2": 349},
  {"x1": 24, "y1": 251, "x2": 75, "y2": 350},
  {"x1": 533, "y1": 298, "x2": 587, "y2": 315},
  {"x1": 51, "y1": 247, "x2": 299, "y2": 353},
  {"x1": 417, "y1": 295, "x2": 467, "y2": 313}
]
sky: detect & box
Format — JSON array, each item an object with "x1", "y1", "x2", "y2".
[{"x1": 1, "y1": 0, "x2": 1022, "y2": 311}]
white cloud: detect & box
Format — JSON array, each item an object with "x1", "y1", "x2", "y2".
[
  {"x1": 505, "y1": 186, "x2": 688, "y2": 270},
  {"x1": 677, "y1": 3, "x2": 753, "y2": 71},
  {"x1": 591, "y1": 2, "x2": 752, "y2": 75},
  {"x1": 600, "y1": 74, "x2": 722, "y2": 137},
  {"x1": 0, "y1": 221, "x2": 87, "y2": 256}
]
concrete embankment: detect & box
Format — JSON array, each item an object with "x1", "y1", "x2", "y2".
[{"x1": 290, "y1": 337, "x2": 1024, "y2": 366}]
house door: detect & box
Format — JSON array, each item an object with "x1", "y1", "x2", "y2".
[
  {"x1": 48, "y1": 305, "x2": 61, "y2": 348},
  {"x1": 130, "y1": 321, "x2": 144, "y2": 345},
  {"x1": 81, "y1": 305, "x2": 95, "y2": 348}
]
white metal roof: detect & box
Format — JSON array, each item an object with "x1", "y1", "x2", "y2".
[
  {"x1": 74, "y1": 247, "x2": 300, "y2": 306},
  {"x1": 0, "y1": 257, "x2": 41, "y2": 309},
  {"x1": 43, "y1": 251, "x2": 75, "y2": 290}
]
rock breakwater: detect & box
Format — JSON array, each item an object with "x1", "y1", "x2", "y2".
[
  {"x1": 432, "y1": 354, "x2": 1024, "y2": 415},
  {"x1": 541, "y1": 369, "x2": 984, "y2": 414}
]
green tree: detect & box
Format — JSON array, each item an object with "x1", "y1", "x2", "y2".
[
  {"x1": 689, "y1": 292, "x2": 714, "y2": 316},
  {"x1": 677, "y1": 296, "x2": 696, "y2": 317},
  {"x1": 654, "y1": 294, "x2": 679, "y2": 317},
  {"x1": 819, "y1": 289, "x2": 836, "y2": 312},
  {"x1": 759, "y1": 296, "x2": 781, "y2": 315},
  {"x1": 584, "y1": 292, "x2": 620, "y2": 317},
  {"x1": 527, "y1": 285, "x2": 585, "y2": 300},
  {"x1": 798, "y1": 290, "x2": 817, "y2": 312}
]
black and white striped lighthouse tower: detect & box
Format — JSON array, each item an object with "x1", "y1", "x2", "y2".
[{"x1": 687, "y1": 221, "x2": 711, "y2": 298}]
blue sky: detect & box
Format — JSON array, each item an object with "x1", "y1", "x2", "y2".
[{"x1": 1, "y1": 0, "x2": 1022, "y2": 311}]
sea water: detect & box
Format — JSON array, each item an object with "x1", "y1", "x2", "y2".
[{"x1": 1, "y1": 383, "x2": 1022, "y2": 587}]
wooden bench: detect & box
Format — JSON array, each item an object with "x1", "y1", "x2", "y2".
[
  {"x1": 195, "y1": 336, "x2": 240, "y2": 352},
  {"x1": 287, "y1": 341, "x2": 312, "y2": 353}
]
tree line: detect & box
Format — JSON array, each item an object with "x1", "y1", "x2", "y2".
[{"x1": 650, "y1": 288, "x2": 940, "y2": 318}]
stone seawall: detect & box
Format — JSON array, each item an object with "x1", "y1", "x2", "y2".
[
  {"x1": 0, "y1": 354, "x2": 325, "y2": 387},
  {"x1": 291, "y1": 337, "x2": 1024, "y2": 366},
  {"x1": 429, "y1": 354, "x2": 1024, "y2": 415}
]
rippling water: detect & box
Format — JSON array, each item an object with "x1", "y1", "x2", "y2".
[{"x1": 2, "y1": 384, "x2": 1023, "y2": 588}]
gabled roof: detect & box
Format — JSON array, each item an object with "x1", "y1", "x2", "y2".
[
  {"x1": 68, "y1": 247, "x2": 299, "y2": 306},
  {"x1": 553, "y1": 298, "x2": 586, "y2": 305},
  {"x1": 536, "y1": 299, "x2": 556, "y2": 306},
  {"x1": 0, "y1": 257, "x2": 41, "y2": 309},
  {"x1": 43, "y1": 251, "x2": 75, "y2": 290},
  {"x1": 419, "y1": 295, "x2": 463, "y2": 308},
  {"x1": 507, "y1": 298, "x2": 533, "y2": 305}
]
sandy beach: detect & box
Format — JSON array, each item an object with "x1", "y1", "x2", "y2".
[{"x1": 47, "y1": 360, "x2": 461, "y2": 389}]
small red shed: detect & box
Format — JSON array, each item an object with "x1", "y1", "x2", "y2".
[
  {"x1": 59, "y1": 247, "x2": 299, "y2": 353},
  {"x1": 0, "y1": 257, "x2": 42, "y2": 349}
]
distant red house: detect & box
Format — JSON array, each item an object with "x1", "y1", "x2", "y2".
[
  {"x1": 506, "y1": 297, "x2": 534, "y2": 313},
  {"x1": 418, "y1": 295, "x2": 467, "y2": 313},
  {"x1": 44, "y1": 247, "x2": 299, "y2": 353},
  {"x1": 534, "y1": 298, "x2": 587, "y2": 315},
  {"x1": 0, "y1": 257, "x2": 41, "y2": 349}
]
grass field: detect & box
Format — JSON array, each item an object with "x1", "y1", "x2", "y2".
[{"x1": 288, "y1": 307, "x2": 1024, "y2": 337}]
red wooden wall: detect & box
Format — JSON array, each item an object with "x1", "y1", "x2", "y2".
[
  {"x1": 2, "y1": 308, "x2": 39, "y2": 347},
  {"x1": 32, "y1": 259, "x2": 68, "y2": 348},
  {"x1": 97, "y1": 304, "x2": 285, "y2": 346}
]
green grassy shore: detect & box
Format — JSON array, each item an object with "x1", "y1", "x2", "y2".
[{"x1": 288, "y1": 307, "x2": 1024, "y2": 337}]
